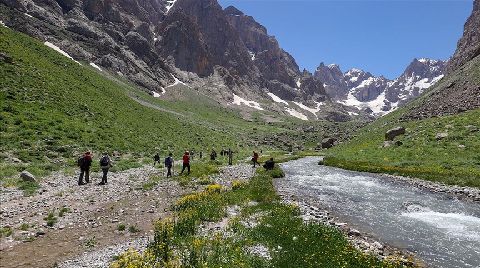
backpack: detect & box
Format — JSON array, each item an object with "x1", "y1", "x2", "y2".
[
  {"x1": 164, "y1": 157, "x2": 172, "y2": 167},
  {"x1": 77, "y1": 156, "x2": 85, "y2": 167},
  {"x1": 100, "y1": 156, "x2": 110, "y2": 166}
]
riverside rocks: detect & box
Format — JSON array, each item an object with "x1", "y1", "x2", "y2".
[{"x1": 321, "y1": 137, "x2": 337, "y2": 149}]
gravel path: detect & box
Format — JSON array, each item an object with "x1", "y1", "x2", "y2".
[
  {"x1": 15, "y1": 164, "x2": 255, "y2": 268},
  {"x1": 0, "y1": 165, "x2": 187, "y2": 268},
  {"x1": 58, "y1": 237, "x2": 150, "y2": 268}
]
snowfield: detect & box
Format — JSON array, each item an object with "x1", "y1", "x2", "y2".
[
  {"x1": 232, "y1": 94, "x2": 264, "y2": 111},
  {"x1": 293, "y1": 102, "x2": 323, "y2": 115},
  {"x1": 44, "y1": 42, "x2": 81, "y2": 65},
  {"x1": 285, "y1": 108, "x2": 308, "y2": 121},
  {"x1": 340, "y1": 91, "x2": 388, "y2": 116},
  {"x1": 267, "y1": 92, "x2": 289, "y2": 105}
]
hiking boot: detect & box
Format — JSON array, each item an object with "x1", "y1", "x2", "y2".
[
  {"x1": 78, "y1": 182, "x2": 86, "y2": 186},
  {"x1": 98, "y1": 182, "x2": 105, "y2": 185}
]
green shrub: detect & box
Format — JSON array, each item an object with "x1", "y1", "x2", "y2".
[
  {"x1": 43, "y1": 212, "x2": 57, "y2": 227},
  {"x1": 117, "y1": 224, "x2": 126, "y2": 232}
]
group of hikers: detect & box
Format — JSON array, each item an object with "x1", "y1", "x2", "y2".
[
  {"x1": 77, "y1": 151, "x2": 112, "y2": 186},
  {"x1": 77, "y1": 149, "x2": 275, "y2": 186}
]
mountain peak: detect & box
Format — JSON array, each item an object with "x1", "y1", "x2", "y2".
[
  {"x1": 224, "y1": 6, "x2": 244, "y2": 16},
  {"x1": 404, "y1": 58, "x2": 446, "y2": 78},
  {"x1": 315, "y1": 59, "x2": 446, "y2": 117}
]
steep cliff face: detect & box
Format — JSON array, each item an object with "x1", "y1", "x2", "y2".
[
  {"x1": 315, "y1": 59, "x2": 446, "y2": 116},
  {"x1": 0, "y1": 0, "x2": 336, "y2": 121},
  {"x1": 448, "y1": 0, "x2": 480, "y2": 72},
  {"x1": 165, "y1": 0, "x2": 255, "y2": 79},
  {"x1": 0, "y1": 0, "x2": 172, "y2": 92},
  {"x1": 224, "y1": 6, "x2": 298, "y2": 87}
]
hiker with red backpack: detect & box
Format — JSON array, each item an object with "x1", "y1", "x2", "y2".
[
  {"x1": 99, "y1": 153, "x2": 112, "y2": 185},
  {"x1": 180, "y1": 151, "x2": 191, "y2": 175},
  {"x1": 78, "y1": 152, "x2": 93, "y2": 185}
]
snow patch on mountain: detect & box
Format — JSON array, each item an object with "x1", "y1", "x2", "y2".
[
  {"x1": 316, "y1": 58, "x2": 446, "y2": 117},
  {"x1": 249, "y1": 51, "x2": 256, "y2": 61},
  {"x1": 267, "y1": 92, "x2": 288, "y2": 105},
  {"x1": 44, "y1": 42, "x2": 81, "y2": 65},
  {"x1": 296, "y1": 78, "x2": 302, "y2": 88},
  {"x1": 24, "y1": 13, "x2": 33, "y2": 18},
  {"x1": 293, "y1": 102, "x2": 322, "y2": 115},
  {"x1": 285, "y1": 108, "x2": 308, "y2": 120},
  {"x1": 0, "y1": 20, "x2": 6, "y2": 27},
  {"x1": 166, "y1": 0, "x2": 177, "y2": 13},
  {"x1": 166, "y1": 75, "x2": 188, "y2": 89},
  {"x1": 341, "y1": 91, "x2": 389, "y2": 116},
  {"x1": 89, "y1": 63, "x2": 102, "y2": 71},
  {"x1": 232, "y1": 94, "x2": 264, "y2": 111}
]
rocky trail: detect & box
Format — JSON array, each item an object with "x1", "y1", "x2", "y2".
[
  {"x1": 0, "y1": 163, "x2": 256, "y2": 268},
  {"x1": 0, "y1": 165, "x2": 188, "y2": 268}
]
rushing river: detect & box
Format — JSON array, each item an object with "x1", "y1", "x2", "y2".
[{"x1": 279, "y1": 157, "x2": 480, "y2": 268}]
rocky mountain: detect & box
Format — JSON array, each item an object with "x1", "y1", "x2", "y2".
[
  {"x1": 447, "y1": 0, "x2": 480, "y2": 72},
  {"x1": 0, "y1": 0, "x2": 341, "y2": 121},
  {"x1": 402, "y1": 0, "x2": 480, "y2": 120},
  {"x1": 315, "y1": 58, "x2": 446, "y2": 116}
]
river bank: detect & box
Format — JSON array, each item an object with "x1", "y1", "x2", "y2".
[
  {"x1": 278, "y1": 157, "x2": 480, "y2": 268},
  {"x1": 321, "y1": 157, "x2": 480, "y2": 203},
  {"x1": 275, "y1": 186, "x2": 420, "y2": 267}
]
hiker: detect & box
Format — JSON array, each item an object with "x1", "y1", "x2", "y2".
[
  {"x1": 252, "y1": 151, "x2": 260, "y2": 167},
  {"x1": 180, "y1": 151, "x2": 191, "y2": 175},
  {"x1": 228, "y1": 148, "x2": 233, "y2": 166},
  {"x1": 153, "y1": 153, "x2": 160, "y2": 166},
  {"x1": 263, "y1": 158, "x2": 275, "y2": 171},
  {"x1": 164, "y1": 153, "x2": 174, "y2": 178},
  {"x1": 210, "y1": 149, "x2": 217, "y2": 161},
  {"x1": 99, "y1": 153, "x2": 112, "y2": 185},
  {"x1": 78, "y1": 151, "x2": 93, "y2": 185},
  {"x1": 199, "y1": 151, "x2": 203, "y2": 159}
]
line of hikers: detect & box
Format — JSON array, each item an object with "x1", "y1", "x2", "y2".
[
  {"x1": 77, "y1": 149, "x2": 275, "y2": 186},
  {"x1": 77, "y1": 151, "x2": 112, "y2": 186}
]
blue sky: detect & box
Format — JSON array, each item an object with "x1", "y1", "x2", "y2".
[{"x1": 218, "y1": 0, "x2": 473, "y2": 79}]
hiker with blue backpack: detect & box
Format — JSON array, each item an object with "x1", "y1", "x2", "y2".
[
  {"x1": 165, "y1": 153, "x2": 174, "y2": 177},
  {"x1": 99, "y1": 153, "x2": 112, "y2": 185}
]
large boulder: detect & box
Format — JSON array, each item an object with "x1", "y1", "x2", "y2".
[
  {"x1": 321, "y1": 137, "x2": 337, "y2": 149},
  {"x1": 20, "y1": 171, "x2": 36, "y2": 182},
  {"x1": 385, "y1": 127, "x2": 405, "y2": 141}
]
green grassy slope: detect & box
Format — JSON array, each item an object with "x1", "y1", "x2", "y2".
[
  {"x1": 325, "y1": 56, "x2": 480, "y2": 188},
  {"x1": 0, "y1": 26, "x2": 280, "y2": 181}
]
